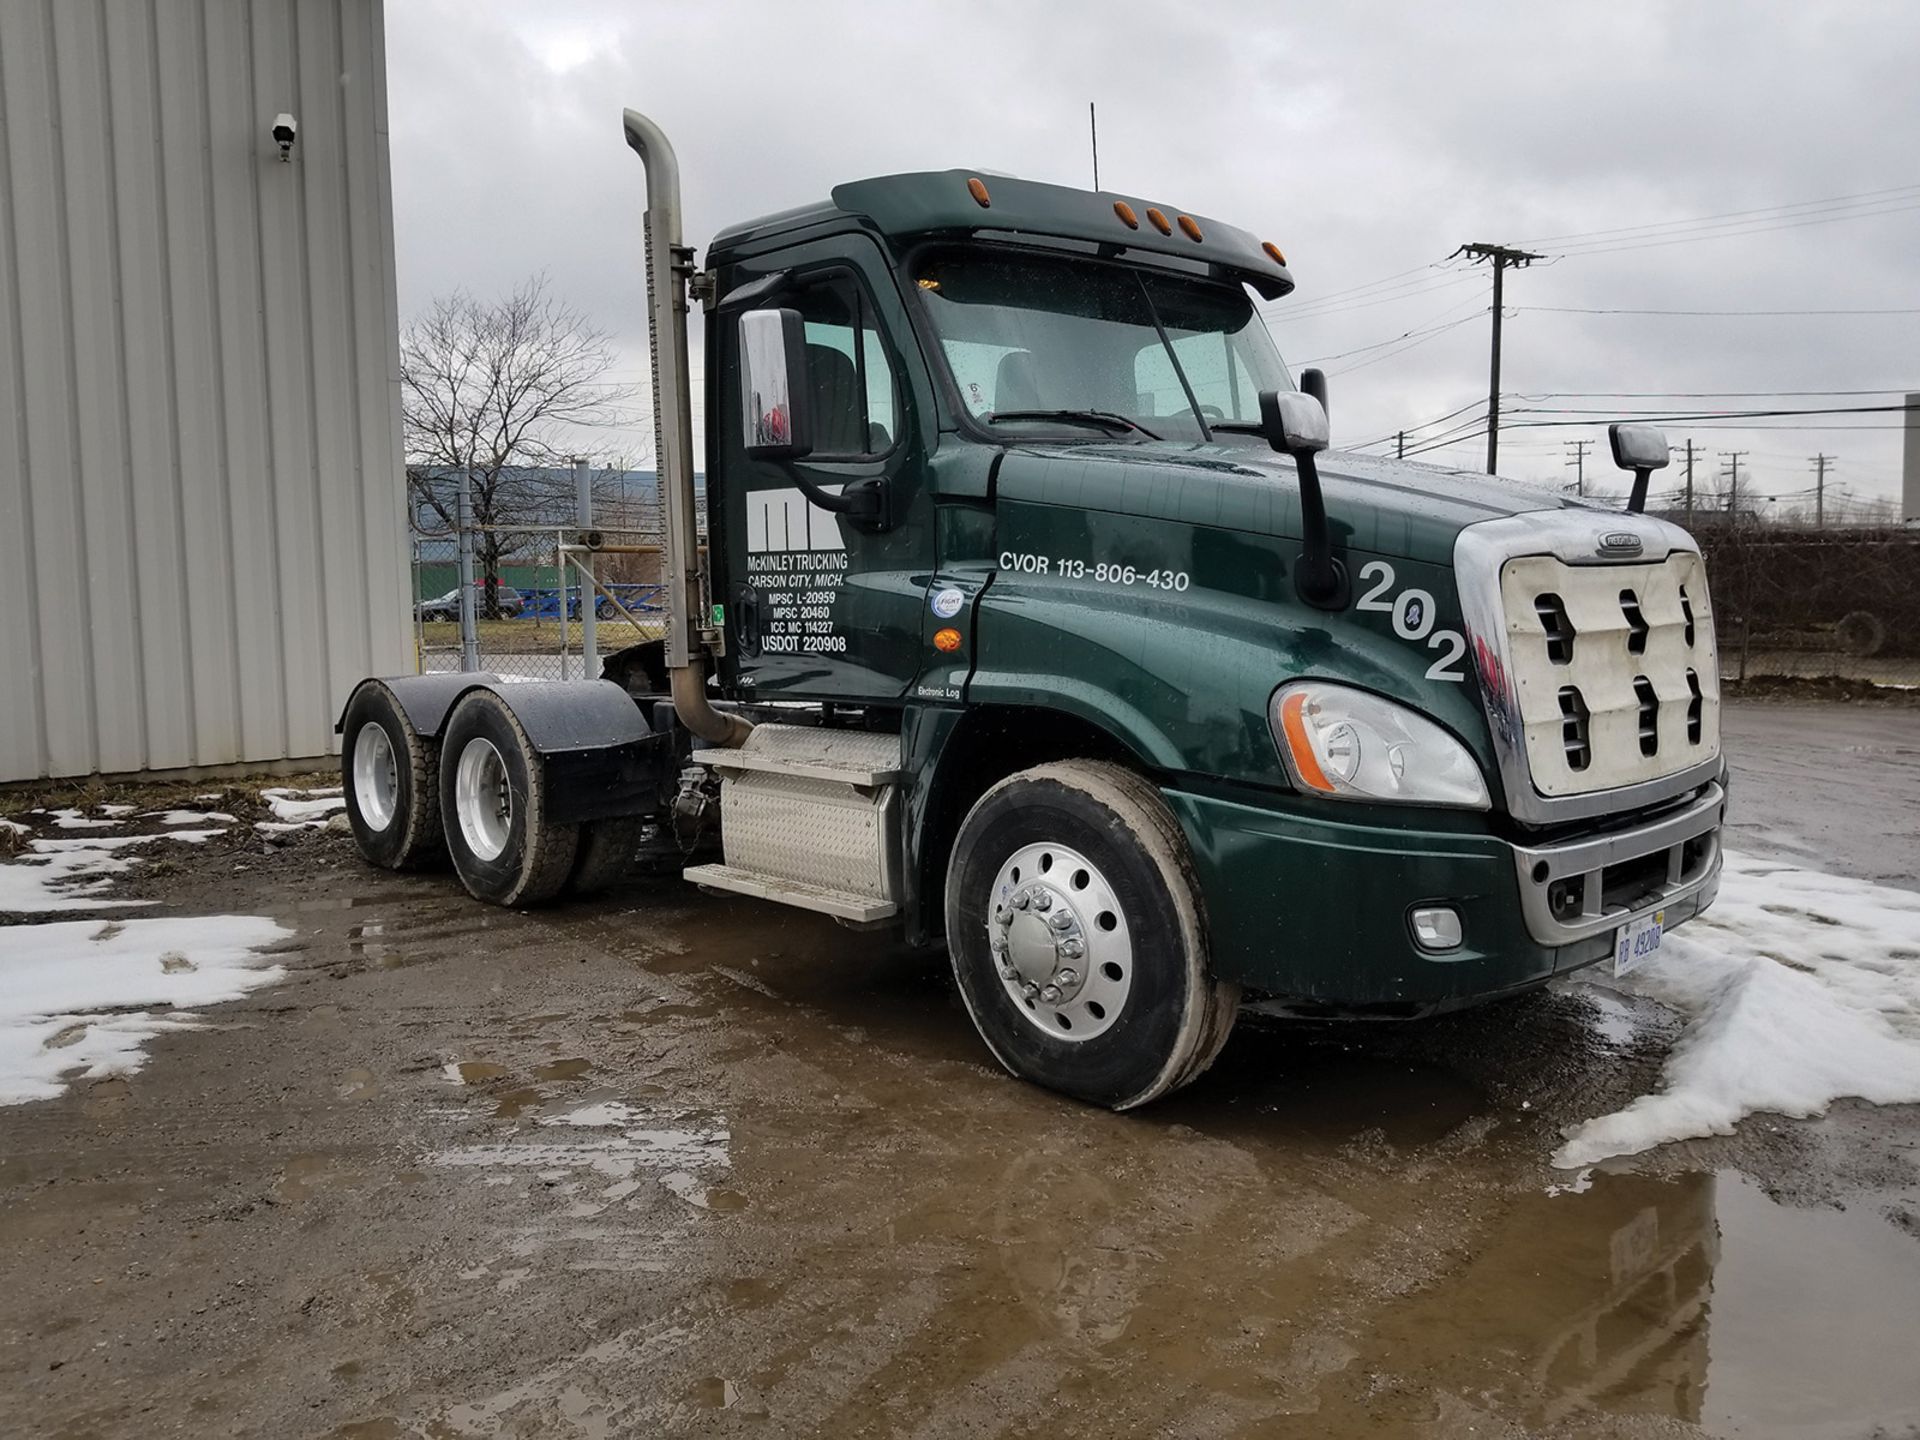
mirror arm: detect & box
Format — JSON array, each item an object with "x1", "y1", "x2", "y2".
[
  {"x1": 1626, "y1": 467, "x2": 1651, "y2": 514},
  {"x1": 1293, "y1": 451, "x2": 1346, "y2": 609},
  {"x1": 779, "y1": 464, "x2": 889, "y2": 527}
]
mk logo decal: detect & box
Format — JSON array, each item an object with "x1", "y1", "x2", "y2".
[{"x1": 745, "y1": 486, "x2": 846, "y2": 554}]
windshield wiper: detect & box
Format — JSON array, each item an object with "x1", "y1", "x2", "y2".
[
  {"x1": 987, "y1": 409, "x2": 1163, "y2": 440},
  {"x1": 1207, "y1": 420, "x2": 1264, "y2": 434}
]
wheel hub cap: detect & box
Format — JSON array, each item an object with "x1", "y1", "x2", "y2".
[{"x1": 986, "y1": 842, "x2": 1132, "y2": 1043}]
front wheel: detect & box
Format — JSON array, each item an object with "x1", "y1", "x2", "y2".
[
  {"x1": 944, "y1": 760, "x2": 1238, "y2": 1109},
  {"x1": 438, "y1": 690, "x2": 579, "y2": 906}
]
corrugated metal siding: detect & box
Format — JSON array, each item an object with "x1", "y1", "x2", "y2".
[{"x1": 0, "y1": 0, "x2": 409, "y2": 781}]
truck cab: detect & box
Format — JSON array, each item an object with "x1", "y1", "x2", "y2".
[{"x1": 336, "y1": 110, "x2": 1724, "y2": 1110}]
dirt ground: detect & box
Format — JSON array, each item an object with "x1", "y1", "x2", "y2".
[{"x1": 2, "y1": 702, "x2": 1918, "y2": 1439}]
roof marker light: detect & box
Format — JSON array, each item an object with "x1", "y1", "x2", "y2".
[
  {"x1": 1145, "y1": 207, "x2": 1172, "y2": 236},
  {"x1": 1113, "y1": 200, "x2": 1140, "y2": 229},
  {"x1": 1263, "y1": 241, "x2": 1287, "y2": 266},
  {"x1": 1177, "y1": 215, "x2": 1203, "y2": 242},
  {"x1": 967, "y1": 176, "x2": 991, "y2": 208}
]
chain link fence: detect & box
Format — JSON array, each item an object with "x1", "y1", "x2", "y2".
[
  {"x1": 410, "y1": 525, "x2": 667, "y2": 681},
  {"x1": 1694, "y1": 524, "x2": 1920, "y2": 691}
]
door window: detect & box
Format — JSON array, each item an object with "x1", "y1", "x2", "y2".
[{"x1": 789, "y1": 275, "x2": 899, "y2": 457}]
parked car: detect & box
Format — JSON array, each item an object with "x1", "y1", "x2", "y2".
[{"x1": 416, "y1": 585, "x2": 524, "y2": 620}]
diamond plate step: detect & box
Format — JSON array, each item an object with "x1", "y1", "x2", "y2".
[
  {"x1": 682, "y1": 863, "x2": 898, "y2": 923},
  {"x1": 702, "y1": 724, "x2": 903, "y2": 786}
]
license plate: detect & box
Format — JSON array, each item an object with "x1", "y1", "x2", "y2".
[{"x1": 1614, "y1": 910, "x2": 1665, "y2": 977}]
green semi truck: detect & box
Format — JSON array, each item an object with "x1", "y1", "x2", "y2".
[{"x1": 338, "y1": 108, "x2": 1725, "y2": 1108}]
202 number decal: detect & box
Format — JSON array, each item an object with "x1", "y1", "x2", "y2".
[{"x1": 1355, "y1": 561, "x2": 1468, "y2": 683}]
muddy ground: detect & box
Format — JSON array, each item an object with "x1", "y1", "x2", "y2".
[{"x1": 2, "y1": 702, "x2": 1918, "y2": 1439}]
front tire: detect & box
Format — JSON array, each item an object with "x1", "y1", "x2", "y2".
[
  {"x1": 438, "y1": 690, "x2": 579, "y2": 906},
  {"x1": 945, "y1": 761, "x2": 1238, "y2": 1109},
  {"x1": 340, "y1": 683, "x2": 444, "y2": 870}
]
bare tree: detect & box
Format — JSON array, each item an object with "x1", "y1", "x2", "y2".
[{"x1": 401, "y1": 275, "x2": 639, "y2": 616}]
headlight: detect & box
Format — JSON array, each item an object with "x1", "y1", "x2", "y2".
[{"x1": 1271, "y1": 682, "x2": 1489, "y2": 809}]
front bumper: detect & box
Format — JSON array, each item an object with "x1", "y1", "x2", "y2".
[{"x1": 1163, "y1": 781, "x2": 1724, "y2": 1013}]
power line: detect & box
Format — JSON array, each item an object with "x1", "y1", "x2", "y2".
[
  {"x1": 1515, "y1": 182, "x2": 1920, "y2": 248},
  {"x1": 1319, "y1": 310, "x2": 1488, "y2": 377},
  {"x1": 1511, "y1": 388, "x2": 1911, "y2": 400},
  {"x1": 1293, "y1": 302, "x2": 1488, "y2": 367},
  {"x1": 1513, "y1": 305, "x2": 1920, "y2": 317},
  {"x1": 1546, "y1": 199, "x2": 1920, "y2": 259}
]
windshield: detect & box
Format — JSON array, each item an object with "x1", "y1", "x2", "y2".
[{"x1": 913, "y1": 247, "x2": 1292, "y2": 442}]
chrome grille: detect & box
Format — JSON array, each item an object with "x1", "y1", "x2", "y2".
[{"x1": 1456, "y1": 512, "x2": 1723, "y2": 824}]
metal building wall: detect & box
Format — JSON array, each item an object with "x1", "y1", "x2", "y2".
[{"x1": 0, "y1": 0, "x2": 409, "y2": 782}]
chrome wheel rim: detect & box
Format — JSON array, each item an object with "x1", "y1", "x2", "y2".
[
  {"x1": 987, "y1": 841, "x2": 1132, "y2": 1043},
  {"x1": 351, "y1": 723, "x2": 400, "y2": 832},
  {"x1": 454, "y1": 737, "x2": 512, "y2": 861}
]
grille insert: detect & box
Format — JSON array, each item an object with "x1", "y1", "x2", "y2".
[
  {"x1": 1634, "y1": 676, "x2": 1660, "y2": 756},
  {"x1": 1558, "y1": 686, "x2": 1592, "y2": 771},
  {"x1": 1620, "y1": 589, "x2": 1650, "y2": 655},
  {"x1": 1679, "y1": 585, "x2": 1697, "y2": 648},
  {"x1": 1535, "y1": 593, "x2": 1575, "y2": 664},
  {"x1": 1686, "y1": 668, "x2": 1704, "y2": 743}
]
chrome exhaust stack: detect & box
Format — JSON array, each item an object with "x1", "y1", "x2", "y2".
[{"x1": 621, "y1": 108, "x2": 752, "y2": 747}]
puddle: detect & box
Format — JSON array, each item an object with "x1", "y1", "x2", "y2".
[
  {"x1": 1337, "y1": 1170, "x2": 1920, "y2": 1434},
  {"x1": 687, "y1": 1376, "x2": 739, "y2": 1410},
  {"x1": 533, "y1": 1057, "x2": 593, "y2": 1082},
  {"x1": 445, "y1": 1061, "x2": 507, "y2": 1085}
]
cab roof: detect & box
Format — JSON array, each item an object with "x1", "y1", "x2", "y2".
[{"x1": 709, "y1": 169, "x2": 1295, "y2": 300}]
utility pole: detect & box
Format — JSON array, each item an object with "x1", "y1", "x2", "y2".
[
  {"x1": 1452, "y1": 242, "x2": 1544, "y2": 475},
  {"x1": 1721, "y1": 451, "x2": 1748, "y2": 522},
  {"x1": 1089, "y1": 102, "x2": 1099, "y2": 190},
  {"x1": 1683, "y1": 438, "x2": 1696, "y2": 527},
  {"x1": 1564, "y1": 439, "x2": 1592, "y2": 497},
  {"x1": 1810, "y1": 452, "x2": 1833, "y2": 528},
  {"x1": 1396, "y1": 431, "x2": 1406, "y2": 459}
]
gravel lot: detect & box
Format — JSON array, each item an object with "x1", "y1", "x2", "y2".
[{"x1": 2, "y1": 700, "x2": 1917, "y2": 1438}]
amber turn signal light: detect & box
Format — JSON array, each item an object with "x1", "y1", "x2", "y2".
[
  {"x1": 1145, "y1": 207, "x2": 1172, "y2": 236},
  {"x1": 1177, "y1": 215, "x2": 1203, "y2": 242},
  {"x1": 967, "y1": 177, "x2": 991, "y2": 208},
  {"x1": 933, "y1": 628, "x2": 963, "y2": 653},
  {"x1": 1263, "y1": 241, "x2": 1287, "y2": 266},
  {"x1": 1113, "y1": 200, "x2": 1140, "y2": 229}
]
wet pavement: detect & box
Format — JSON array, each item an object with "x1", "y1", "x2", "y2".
[{"x1": 1, "y1": 700, "x2": 1918, "y2": 1438}]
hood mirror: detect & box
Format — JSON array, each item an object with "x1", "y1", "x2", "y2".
[
  {"x1": 1259, "y1": 389, "x2": 1343, "y2": 609},
  {"x1": 1608, "y1": 423, "x2": 1670, "y2": 514}
]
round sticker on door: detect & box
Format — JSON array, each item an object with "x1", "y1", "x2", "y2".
[{"x1": 930, "y1": 586, "x2": 965, "y2": 619}]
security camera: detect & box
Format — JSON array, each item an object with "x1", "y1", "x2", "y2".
[{"x1": 272, "y1": 113, "x2": 297, "y2": 161}]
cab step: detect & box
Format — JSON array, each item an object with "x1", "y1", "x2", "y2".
[
  {"x1": 685, "y1": 724, "x2": 902, "y2": 921},
  {"x1": 682, "y1": 863, "x2": 897, "y2": 923}
]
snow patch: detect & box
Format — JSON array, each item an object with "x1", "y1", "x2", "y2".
[
  {"x1": 47, "y1": 809, "x2": 120, "y2": 830},
  {"x1": 146, "y1": 810, "x2": 237, "y2": 827},
  {"x1": 0, "y1": 915, "x2": 292, "y2": 1103},
  {"x1": 1556, "y1": 851, "x2": 1920, "y2": 1168},
  {"x1": 261, "y1": 788, "x2": 346, "y2": 823}
]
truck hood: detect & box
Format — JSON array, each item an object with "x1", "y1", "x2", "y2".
[{"x1": 993, "y1": 439, "x2": 1590, "y2": 566}]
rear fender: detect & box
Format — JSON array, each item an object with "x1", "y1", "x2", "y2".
[{"x1": 338, "y1": 676, "x2": 670, "y2": 825}]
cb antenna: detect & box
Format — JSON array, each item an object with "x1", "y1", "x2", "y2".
[{"x1": 1089, "y1": 102, "x2": 1099, "y2": 190}]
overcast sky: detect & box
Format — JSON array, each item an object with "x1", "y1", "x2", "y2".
[{"x1": 385, "y1": 0, "x2": 1918, "y2": 514}]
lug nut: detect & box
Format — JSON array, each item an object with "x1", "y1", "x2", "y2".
[
  {"x1": 1033, "y1": 893, "x2": 1052, "y2": 912},
  {"x1": 1049, "y1": 911, "x2": 1073, "y2": 931},
  {"x1": 1059, "y1": 938, "x2": 1085, "y2": 960},
  {"x1": 1013, "y1": 893, "x2": 1030, "y2": 911},
  {"x1": 1057, "y1": 969, "x2": 1078, "y2": 986},
  {"x1": 1040, "y1": 985, "x2": 1062, "y2": 1004},
  {"x1": 1023, "y1": 981, "x2": 1040, "y2": 999}
]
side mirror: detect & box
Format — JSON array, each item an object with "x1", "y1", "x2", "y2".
[
  {"x1": 1260, "y1": 391, "x2": 1330, "y2": 455},
  {"x1": 739, "y1": 308, "x2": 814, "y2": 461},
  {"x1": 1608, "y1": 423, "x2": 1670, "y2": 514}
]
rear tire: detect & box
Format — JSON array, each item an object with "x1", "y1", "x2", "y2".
[
  {"x1": 340, "y1": 683, "x2": 444, "y2": 870},
  {"x1": 944, "y1": 760, "x2": 1238, "y2": 1109},
  {"x1": 567, "y1": 816, "x2": 645, "y2": 896},
  {"x1": 439, "y1": 689, "x2": 579, "y2": 906}
]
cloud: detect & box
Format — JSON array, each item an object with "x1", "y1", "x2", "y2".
[{"x1": 385, "y1": 0, "x2": 1920, "y2": 503}]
